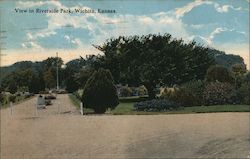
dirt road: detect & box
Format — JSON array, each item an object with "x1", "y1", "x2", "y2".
[{"x1": 1, "y1": 94, "x2": 250, "y2": 159}]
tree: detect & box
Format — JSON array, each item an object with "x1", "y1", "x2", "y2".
[
  {"x1": 43, "y1": 68, "x2": 56, "y2": 89},
  {"x1": 94, "y1": 34, "x2": 215, "y2": 98},
  {"x1": 231, "y1": 63, "x2": 247, "y2": 88},
  {"x1": 42, "y1": 57, "x2": 63, "y2": 89},
  {"x1": 82, "y1": 69, "x2": 119, "y2": 114},
  {"x1": 1, "y1": 68, "x2": 39, "y2": 93},
  {"x1": 205, "y1": 65, "x2": 234, "y2": 83}
]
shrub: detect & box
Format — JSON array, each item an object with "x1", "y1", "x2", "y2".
[
  {"x1": 205, "y1": 65, "x2": 233, "y2": 83},
  {"x1": 9, "y1": 94, "x2": 16, "y2": 103},
  {"x1": 179, "y1": 80, "x2": 204, "y2": 106},
  {"x1": 39, "y1": 90, "x2": 49, "y2": 94},
  {"x1": 237, "y1": 82, "x2": 250, "y2": 105},
  {"x1": 82, "y1": 69, "x2": 119, "y2": 114},
  {"x1": 0, "y1": 93, "x2": 4, "y2": 105},
  {"x1": 119, "y1": 96, "x2": 148, "y2": 103},
  {"x1": 243, "y1": 71, "x2": 250, "y2": 83},
  {"x1": 134, "y1": 99, "x2": 180, "y2": 112},
  {"x1": 161, "y1": 80, "x2": 204, "y2": 107},
  {"x1": 203, "y1": 82, "x2": 234, "y2": 105},
  {"x1": 160, "y1": 87, "x2": 180, "y2": 102},
  {"x1": 119, "y1": 86, "x2": 133, "y2": 97},
  {"x1": 137, "y1": 85, "x2": 148, "y2": 96}
]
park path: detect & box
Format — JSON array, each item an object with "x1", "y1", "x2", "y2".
[
  {"x1": 1, "y1": 94, "x2": 79, "y2": 119},
  {"x1": 1, "y1": 95, "x2": 250, "y2": 159}
]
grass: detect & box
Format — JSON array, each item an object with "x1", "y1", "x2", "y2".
[
  {"x1": 112, "y1": 104, "x2": 250, "y2": 115},
  {"x1": 0, "y1": 95, "x2": 35, "y2": 109},
  {"x1": 68, "y1": 94, "x2": 94, "y2": 113},
  {"x1": 68, "y1": 94, "x2": 250, "y2": 115}
]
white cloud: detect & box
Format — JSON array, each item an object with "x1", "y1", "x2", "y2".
[
  {"x1": 27, "y1": 33, "x2": 33, "y2": 40},
  {"x1": 21, "y1": 43, "x2": 26, "y2": 48},
  {"x1": 214, "y1": 3, "x2": 242, "y2": 13},
  {"x1": 36, "y1": 30, "x2": 57, "y2": 38},
  {"x1": 189, "y1": 35, "x2": 210, "y2": 46},
  {"x1": 71, "y1": 38, "x2": 82, "y2": 46},
  {"x1": 190, "y1": 24, "x2": 204, "y2": 29},
  {"x1": 209, "y1": 27, "x2": 228, "y2": 41},
  {"x1": 64, "y1": 35, "x2": 70, "y2": 41},
  {"x1": 16, "y1": 1, "x2": 63, "y2": 8},
  {"x1": 138, "y1": 16, "x2": 154, "y2": 25},
  {"x1": 175, "y1": 0, "x2": 212, "y2": 18},
  {"x1": 21, "y1": 41, "x2": 42, "y2": 49},
  {"x1": 174, "y1": 0, "x2": 243, "y2": 19}
]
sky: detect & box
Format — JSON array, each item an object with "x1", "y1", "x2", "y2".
[{"x1": 0, "y1": 0, "x2": 249, "y2": 68}]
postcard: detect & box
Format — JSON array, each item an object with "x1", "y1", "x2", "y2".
[{"x1": 0, "y1": 0, "x2": 249, "y2": 158}]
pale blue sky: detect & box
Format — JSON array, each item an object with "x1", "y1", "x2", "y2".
[{"x1": 0, "y1": 0, "x2": 249, "y2": 67}]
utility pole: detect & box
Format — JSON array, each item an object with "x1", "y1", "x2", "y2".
[{"x1": 56, "y1": 52, "x2": 59, "y2": 90}]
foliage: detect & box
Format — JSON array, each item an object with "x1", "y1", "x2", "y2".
[
  {"x1": 162, "y1": 80, "x2": 204, "y2": 107},
  {"x1": 0, "y1": 93, "x2": 4, "y2": 105},
  {"x1": 208, "y1": 49, "x2": 245, "y2": 69},
  {"x1": 134, "y1": 99, "x2": 180, "y2": 112},
  {"x1": 82, "y1": 68, "x2": 119, "y2": 113},
  {"x1": 43, "y1": 57, "x2": 63, "y2": 88},
  {"x1": 0, "y1": 58, "x2": 64, "y2": 93},
  {"x1": 237, "y1": 82, "x2": 250, "y2": 105},
  {"x1": 136, "y1": 85, "x2": 148, "y2": 96},
  {"x1": 43, "y1": 68, "x2": 56, "y2": 89},
  {"x1": 119, "y1": 96, "x2": 148, "y2": 103},
  {"x1": 243, "y1": 71, "x2": 250, "y2": 82},
  {"x1": 95, "y1": 34, "x2": 215, "y2": 98},
  {"x1": 75, "y1": 68, "x2": 94, "y2": 89},
  {"x1": 181, "y1": 80, "x2": 204, "y2": 105},
  {"x1": 205, "y1": 65, "x2": 233, "y2": 83},
  {"x1": 203, "y1": 82, "x2": 234, "y2": 105},
  {"x1": 9, "y1": 94, "x2": 16, "y2": 103},
  {"x1": 64, "y1": 59, "x2": 85, "y2": 92},
  {"x1": 160, "y1": 87, "x2": 180, "y2": 102},
  {"x1": 119, "y1": 86, "x2": 133, "y2": 97},
  {"x1": 64, "y1": 58, "x2": 95, "y2": 92},
  {"x1": 230, "y1": 63, "x2": 247, "y2": 89}
]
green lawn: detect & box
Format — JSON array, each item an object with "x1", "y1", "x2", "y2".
[
  {"x1": 1, "y1": 95, "x2": 35, "y2": 109},
  {"x1": 112, "y1": 103, "x2": 250, "y2": 115},
  {"x1": 68, "y1": 94, "x2": 250, "y2": 115}
]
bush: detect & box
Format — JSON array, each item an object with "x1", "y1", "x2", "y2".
[
  {"x1": 161, "y1": 80, "x2": 204, "y2": 107},
  {"x1": 39, "y1": 90, "x2": 49, "y2": 94},
  {"x1": 82, "y1": 69, "x2": 119, "y2": 114},
  {"x1": 205, "y1": 65, "x2": 233, "y2": 83},
  {"x1": 179, "y1": 80, "x2": 204, "y2": 106},
  {"x1": 237, "y1": 82, "x2": 250, "y2": 104},
  {"x1": 119, "y1": 86, "x2": 133, "y2": 97},
  {"x1": 203, "y1": 82, "x2": 234, "y2": 105},
  {"x1": 243, "y1": 71, "x2": 250, "y2": 83},
  {"x1": 0, "y1": 93, "x2": 4, "y2": 105},
  {"x1": 134, "y1": 99, "x2": 180, "y2": 112},
  {"x1": 119, "y1": 96, "x2": 148, "y2": 103},
  {"x1": 9, "y1": 94, "x2": 16, "y2": 103},
  {"x1": 136, "y1": 85, "x2": 148, "y2": 96}
]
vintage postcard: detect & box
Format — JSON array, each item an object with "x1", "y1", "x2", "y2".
[{"x1": 0, "y1": 0, "x2": 249, "y2": 158}]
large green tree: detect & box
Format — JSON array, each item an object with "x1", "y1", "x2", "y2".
[
  {"x1": 94, "y1": 34, "x2": 215, "y2": 98},
  {"x1": 1, "y1": 68, "x2": 39, "y2": 93},
  {"x1": 42, "y1": 57, "x2": 63, "y2": 89}
]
